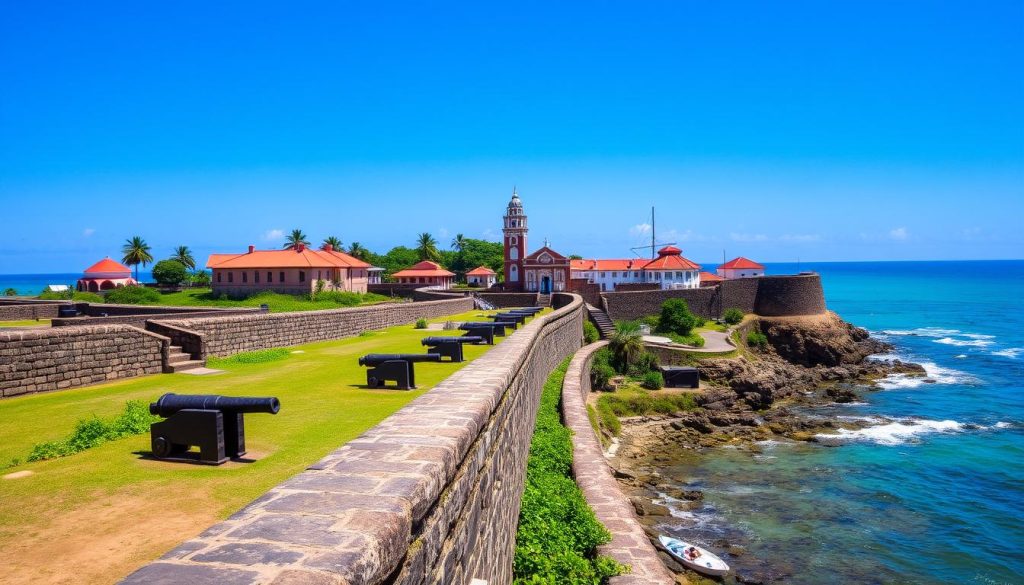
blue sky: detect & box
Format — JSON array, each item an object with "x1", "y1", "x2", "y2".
[{"x1": 1, "y1": 1, "x2": 1022, "y2": 273}]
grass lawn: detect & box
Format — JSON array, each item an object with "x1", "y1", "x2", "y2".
[
  {"x1": 0, "y1": 319, "x2": 51, "y2": 327},
  {"x1": 135, "y1": 288, "x2": 395, "y2": 312},
  {"x1": 0, "y1": 307, "x2": 525, "y2": 585}
]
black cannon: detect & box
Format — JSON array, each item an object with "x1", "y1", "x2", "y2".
[
  {"x1": 460, "y1": 321, "x2": 507, "y2": 338},
  {"x1": 512, "y1": 307, "x2": 543, "y2": 314},
  {"x1": 358, "y1": 353, "x2": 441, "y2": 390},
  {"x1": 492, "y1": 312, "x2": 532, "y2": 325},
  {"x1": 149, "y1": 393, "x2": 281, "y2": 465},
  {"x1": 421, "y1": 336, "x2": 484, "y2": 362},
  {"x1": 660, "y1": 366, "x2": 700, "y2": 389},
  {"x1": 485, "y1": 315, "x2": 519, "y2": 330},
  {"x1": 57, "y1": 305, "x2": 78, "y2": 318}
]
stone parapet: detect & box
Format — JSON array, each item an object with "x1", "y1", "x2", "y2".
[
  {"x1": 0, "y1": 325, "x2": 167, "y2": 397},
  {"x1": 121, "y1": 293, "x2": 585, "y2": 585},
  {"x1": 562, "y1": 341, "x2": 675, "y2": 584}
]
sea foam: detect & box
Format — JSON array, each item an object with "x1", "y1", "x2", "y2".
[
  {"x1": 817, "y1": 418, "x2": 965, "y2": 446},
  {"x1": 933, "y1": 337, "x2": 994, "y2": 348},
  {"x1": 992, "y1": 347, "x2": 1023, "y2": 359}
]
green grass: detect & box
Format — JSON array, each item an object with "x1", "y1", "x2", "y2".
[
  {"x1": 0, "y1": 319, "x2": 51, "y2": 327},
  {"x1": 697, "y1": 321, "x2": 728, "y2": 333},
  {"x1": 665, "y1": 331, "x2": 706, "y2": 347},
  {"x1": 38, "y1": 287, "x2": 396, "y2": 313},
  {"x1": 513, "y1": 359, "x2": 625, "y2": 583},
  {"x1": 0, "y1": 307, "x2": 515, "y2": 582}
]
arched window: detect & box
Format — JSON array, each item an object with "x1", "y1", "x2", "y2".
[
  {"x1": 510, "y1": 265, "x2": 519, "y2": 282},
  {"x1": 510, "y1": 247, "x2": 518, "y2": 260},
  {"x1": 510, "y1": 236, "x2": 517, "y2": 247}
]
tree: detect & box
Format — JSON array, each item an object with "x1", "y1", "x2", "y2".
[
  {"x1": 322, "y1": 236, "x2": 343, "y2": 251},
  {"x1": 378, "y1": 246, "x2": 420, "y2": 279},
  {"x1": 171, "y1": 245, "x2": 196, "y2": 271},
  {"x1": 3, "y1": 288, "x2": 17, "y2": 296},
  {"x1": 283, "y1": 229, "x2": 310, "y2": 249},
  {"x1": 568, "y1": 254, "x2": 583, "y2": 260},
  {"x1": 152, "y1": 259, "x2": 188, "y2": 286},
  {"x1": 723, "y1": 308, "x2": 745, "y2": 326},
  {"x1": 121, "y1": 236, "x2": 154, "y2": 282},
  {"x1": 348, "y1": 242, "x2": 369, "y2": 261},
  {"x1": 416, "y1": 232, "x2": 440, "y2": 262},
  {"x1": 609, "y1": 321, "x2": 645, "y2": 373},
  {"x1": 450, "y1": 233, "x2": 468, "y2": 252},
  {"x1": 656, "y1": 298, "x2": 702, "y2": 336}
]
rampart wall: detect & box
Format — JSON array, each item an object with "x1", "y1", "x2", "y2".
[
  {"x1": 0, "y1": 299, "x2": 68, "y2": 321},
  {"x1": 123, "y1": 294, "x2": 586, "y2": 585},
  {"x1": 0, "y1": 325, "x2": 167, "y2": 397},
  {"x1": 602, "y1": 274, "x2": 825, "y2": 321}
]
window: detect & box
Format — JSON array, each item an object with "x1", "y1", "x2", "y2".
[
  {"x1": 267, "y1": 272, "x2": 273, "y2": 283},
  {"x1": 676, "y1": 272, "x2": 683, "y2": 279},
  {"x1": 255, "y1": 271, "x2": 260, "y2": 283},
  {"x1": 279, "y1": 271, "x2": 285, "y2": 283},
  {"x1": 510, "y1": 248, "x2": 518, "y2": 260},
  {"x1": 242, "y1": 272, "x2": 247, "y2": 283},
  {"x1": 228, "y1": 272, "x2": 233, "y2": 283},
  {"x1": 510, "y1": 236, "x2": 517, "y2": 246},
  {"x1": 299, "y1": 271, "x2": 305, "y2": 283},
  {"x1": 655, "y1": 272, "x2": 661, "y2": 280},
  {"x1": 612, "y1": 272, "x2": 618, "y2": 278},
  {"x1": 217, "y1": 272, "x2": 222, "y2": 283},
  {"x1": 600, "y1": 272, "x2": 606, "y2": 278},
  {"x1": 510, "y1": 265, "x2": 519, "y2": 282}
]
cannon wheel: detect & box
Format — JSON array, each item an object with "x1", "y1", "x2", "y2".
[
  {"x1": 152, "y1": 436, "x2": 173, "y2": 459},
  {"x1": 367, "y1": 376, "x2": 382, "y2": 388}
]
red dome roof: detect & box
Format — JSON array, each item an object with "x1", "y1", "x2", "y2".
[{"x1": 84, "y1": 257, "x2": 132, "y2": 274}]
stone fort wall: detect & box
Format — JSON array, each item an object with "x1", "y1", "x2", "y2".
[
  {"x1": 0, "y1": 299, "x2": 68, "y2": 321},
  {"x1": 601, "y1": 274, "x2": 825, "y2": 321},
  {"x1": 0, "y1": 325, "x2": 167, "y2": 397},
  {"x1": 123, "y1": 293, "x2": 585, "y2": 585}
]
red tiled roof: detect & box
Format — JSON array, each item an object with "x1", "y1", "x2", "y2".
[
  {"x1": 642, "y1": 246, "x2": 701, "y2": 271},
  {"x1": 206, "y1": 246, "x2": 371, "y2": 270},
  {"x1": 719, "y1": 257, "x2": 764, "y2": 270},
  {"x1": 84, "y1": 257, "x2": 132, "y2": 274},
  {"x1": 699, "y1": 271, "x2": 724, "y2": 282},
  {"x1": 466, "y1": 266, "x2": 496, "y2": 276},
  {"x1": 392, "y1": 260, "x2": 455, "y2": 278}
]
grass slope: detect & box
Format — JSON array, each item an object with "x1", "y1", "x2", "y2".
[
  {"x1": 127, "y1": 288, "x2": 393, "y2": 312},
  {"x1": 0, "y1": 308, "x2": 509, "y2": 584}
]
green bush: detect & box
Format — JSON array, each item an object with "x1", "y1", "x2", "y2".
[
  {"x1": 666, "y1": 332, "x2": 705, "y2": 347},
  {"x1": 39, "y1": 289, "x2": 104, "y2": 303},
  {"x1": 583, "y1": 321, "x2": 599, "y2": 344},
  {"x1": 634, "y1": 351, "x2": 659, "y2": 375},
  {"x1": 641, "y1": 370, "x2": 664, "y2": 390},
  {"x1": 596, "y1": 401, "x2": 622, "y2": 436},
  {"x1": 152, "y1": 259, "x2": 188, "y2": 286},
  {"x1": 104, "y1": 285, "x2": 161, "y2": 304},
  {"x1": 514, "y1": 359, "x2": 625, "y2": 583},
  {"x1": 207, "y1": 348, "x2": 290, "y2": 366},
  {"x1": 414, "y1": 317, "x2": 429, "y2": 329},
  {"x1": 639, "y1": 315, "x2": 659, "y2": 329},
  {"x1": 190, "y1": 270, "x2": 211, "y2": 286},
  {"x1": 73, "y1": 291, "x2": 104, "y2": 303},
  {"x1": 308, "y1": 290, "x2": 375, "y2": 307},
  {"x1": 590, "y1": 363, "x2": 616, "y2": 391},
  {"x1": 656, "y1": 298, "x2": 703, "y2": 336},
  {"x1": 609, "y1": 321, "x2": 644, "y2": 374},
  {"x1": 27, "y1": 401, "x2": 159, "y2": 462},
  {"x1": 723, "y1": 307, "x2": 745, "y2": 326},
  {"x1": 599, "y1": 390, "x2": 697, "y2": 418},
  {"x1": 747, "y1": 330, "x2": 768, "y2": 348},
  {"x1": 3, "y1": 288, "x2": 16, "y2": 296}
]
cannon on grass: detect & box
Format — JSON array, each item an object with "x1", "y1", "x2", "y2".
[
  {"x1": 149, "y1": 393, "x2": 280, "y2": 465},
  {"x1": 359, "y1": 353, "x2": 441, "y2": 390},
  {"x1": 421, "y1": 336, "x2": 484, "y2": 362},
  {"x1": 485, "y1": 314, "x2": 520, "y2": 330},
  {"x1": 512, "y1": 307, "x2": 543, "y2": 315},
  {"x1": 460, "y1": 321, "x2": 506, "y2": 340}
]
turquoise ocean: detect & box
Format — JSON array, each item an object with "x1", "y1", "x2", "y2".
[
  {"x1": 2, "y1": 262, "x2": 1023, "y2": 583},
  {"x1": 656, "y1": 260, "x2": 1024, "y2": 584}
]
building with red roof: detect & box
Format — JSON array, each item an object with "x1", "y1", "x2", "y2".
[
  {"x1": 570, "y1": 246, "x2": 702, "y2": 291},
  {"x1": 717, "y1": 256, "x2": 765, "y2": 280},
  {"x1": 465, "y1": 265, "x2": 497, "y2": 288},
  {"x1": 392, "y1": 260, "x2": 455, "y2": 289},
  {"x1": 699, "y1": 271, "x2": 725, "y2": 287},
  {"x1": 77, "y1": 257, "x2": 137, "y2": 292},
  {"x1": 206, "y1": 243, "x2": 371, "y2": 295}
]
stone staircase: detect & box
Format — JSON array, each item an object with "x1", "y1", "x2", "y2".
[
  {"x1": 165, "y1": 345, "x2": 204, "y2": 373},
  {"x1": 536, "y1": 293, "x2": 552, "y2": 307},
  {"x1": 586, "y1": 304, "x2": 617, "y2": 339}
]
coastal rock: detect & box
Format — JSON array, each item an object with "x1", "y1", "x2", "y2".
[{"x1": 630, "y1": 497, "x2": 671, "y2": 517}]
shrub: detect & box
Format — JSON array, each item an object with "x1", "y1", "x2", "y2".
[
  {"x1": 104, "y1": 285, "x2": 161, "y2": 304},
  {"x1": 582, "y1": 321, "x2": 599, "y2": 344},
  {"x1": 599, "y1": 390, "x2": 697, "y2": 418},
  {"x1": 152, "y1": 259, "x2": 188, "y2": 286},
  {"x1": 641, "y1": 371, "x2": 664, "y2": 390},
  {"x1": 667, "y1": 332, "x2": 705, "y2": 347},
  {"x1": 609, "y1": 321, "x2": 644, "y2": 374},
  {"x1": 723, "y1": 307, "x2": 745, "y2": 326},
  {"x1": 747, "y1": 330, "x2": 769, "y2": 348},
  {"x1": 656, "y1": 298, "x2": 703, "y2": 336},
  {"x1": 415, "y1": 318, "x2": 429, "y2": 329},
  {"x1": 26, "y1": 401, "x2": 159, "y2": 462},
  {"x1": 639, "y1": 315, "x2": 659, "y2": 329},
  {"x1": 590, "y1": 363, "x2": 616, "y2": 391},
  {"x1": 315, "y1": 279, "x2": 327, "y2": 294},
  {"x1": 190, "y1": 270, "x2": 211, "y2": 286},
  {"x1": 3, "y1": 288, "x2": 16, "y2": 296},
  {"x1": 514, "y1": 359, "x2": 625, "y2": 582},
  {"x1": 72, "y1": 291, "x2": 104, "y2": 303},
  {"x1": 596, "y1": 401, "x2": 622, "y2": 436}
]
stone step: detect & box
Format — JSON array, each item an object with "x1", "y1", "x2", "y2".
[
  {"x1": 169, "y1": 345, "x2": 183, "y2": 353},
  {"x1": 167, "y1": 360, "x2": 205, "y2": 373},
  {"x1": 167, "y1": 352, "x2": 192, "y2": 364}
]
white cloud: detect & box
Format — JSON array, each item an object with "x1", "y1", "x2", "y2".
[
  {"x1": 438, "y1": 227, "x2": 450, "y2": 239},
  {"x1": 889, "y1": 227, "x2": 909, "y2": 241},
  {"x1": 630, "y1": 223, "x2": 652, "y2": 236},
  {"x1": 262, "y1": 229, "x2": 284, "y2": 242},
  {"x1": 82, "y1": 228, "x2": 95, "y2": 237},
  {"x1": 730, "y1": 232, "x2": 769, "y2": 242},
  {"x1": 779, "y1": 234, "x2": 821, "y2": 243}
]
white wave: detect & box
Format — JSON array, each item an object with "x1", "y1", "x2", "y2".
[
  {"x1": 881, "y1": 327, "x2": 960, "y2": 337},
  {"x1": 993, "y1": 421, "x2": 1015, "y2": 429},
  {"x1": 961, "y1": 333, "x2": 996, "y2": 340},
  {"x1": 875, "y1": 374, "x2": 926, "y2": 389},
  {"x1": 955, "y1": 354, "x2": 967, "y2": 359},
  {"x1": 992, "y1": 347, "x2": 1023, "y2": 359},
  {"x1": 933, "y1": 337, "x2": 994, "y2": 348},
  {"x1": 817, "y1": 418, "x2": 964, "y2": 446},
  {"x1": 876, "y1": 361, "x2": 974, "y2": 389}
]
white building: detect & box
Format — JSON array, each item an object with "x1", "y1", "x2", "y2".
[
  {"x1": 570, "y1": 246, "x2": 702, "y2": 291},
  {"x1": 466, "y1": 265, "x2": 497, "y2": 288},
  {"x1": 367, "y1": 267, "x2": 385, "y2": 284},
  {"x1": 717, "y1": 257, "x2": 765, "y2": 279}
]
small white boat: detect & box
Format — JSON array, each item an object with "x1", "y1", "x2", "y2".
[{"x1": 659, "y1": 535, "x2": 731, "y2": 577}]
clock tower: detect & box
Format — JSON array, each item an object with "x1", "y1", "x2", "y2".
[{"x1": 503, "y1": 188, "x2": 528, "y2": 290}]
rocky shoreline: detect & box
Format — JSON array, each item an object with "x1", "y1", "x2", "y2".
[{"x1": 607, "y1": 312, "x2": 927, "y2": 584}]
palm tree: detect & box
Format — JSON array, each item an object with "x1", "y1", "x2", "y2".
[
  {"x1": 172, "y1": 245, "x2": 196, "y2": 270},
  {"x1": 121, "y1": 236, "x2": 154, "y2": 282},
  {"x1": 416, "y1": 232, "x2": 440, "y2": 262},
  {"x1": 450, "y1": 233, "x2": 468, "y2": 252},
  {"x1": 348, "y1": 242, "x2": 369, "y2": 260},
  {"x1": 322, "y1": 236, "x2": 343, "y2": 251},
  {"x1": 283, "y1": 229, "x2": 310, "y2": 249},
  {"x1": 609, "y1": 321, "x2": 644, "y2": 373}
]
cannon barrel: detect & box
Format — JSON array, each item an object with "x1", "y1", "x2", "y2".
[
  {"x1": 359, "y1": 353, "x2": 443, "y2": 366},
  {"x1": 422, "y1": 336, "x2": 484, "y2": 345},
  {"x1": 149, "y1": 393, "x2": 280, "y2": 417},
  {"x1": 459, "y1": 322, "x2": 504, "y2": 328}
]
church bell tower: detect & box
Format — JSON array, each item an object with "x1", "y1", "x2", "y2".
[{"x1": 503, "y1": 188, "x2": 528, "y2": 291}]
